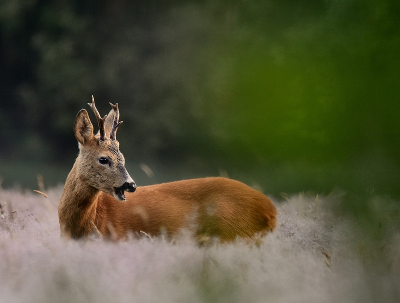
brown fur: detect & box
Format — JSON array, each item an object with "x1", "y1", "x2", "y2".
[{"x1": 58, "y1": 101, "x2": 277, "y2": 242}]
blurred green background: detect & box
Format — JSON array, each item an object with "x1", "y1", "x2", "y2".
[{"x1": 0, "y1": 0, "x2": 399, "y2": 198}]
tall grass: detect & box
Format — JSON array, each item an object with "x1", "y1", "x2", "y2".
[{"x1": 0, "y1": 186, "x2": 399, "y2": 303}]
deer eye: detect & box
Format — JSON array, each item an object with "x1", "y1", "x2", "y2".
[{"x1": 99, "y1": 157, "x2": 109, "y2": 165}]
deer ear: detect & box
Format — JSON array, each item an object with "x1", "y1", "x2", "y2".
[
  {"x1": 103, "y1": 108, "x2": 115, "y2": 138},
  {"x1": 74, "y1": 109, "x2": 94, "y2": 145}
]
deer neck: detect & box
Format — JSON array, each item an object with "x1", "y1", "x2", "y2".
[{"x1": 59, "y1": 161, "x2": 101, "y2": 239}]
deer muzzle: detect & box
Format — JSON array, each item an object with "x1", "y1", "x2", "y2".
[{"x1": 123, "y1": 181, "x2": 137, "y2": 192}]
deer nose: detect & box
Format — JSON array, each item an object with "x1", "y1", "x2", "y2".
[{"x1": 124, "y1": 181, "x2": 137, "y2": 192}]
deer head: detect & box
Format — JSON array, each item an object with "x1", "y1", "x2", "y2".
[{"x1": 73, "y1": 96, "x2": 136, "y2": 201}]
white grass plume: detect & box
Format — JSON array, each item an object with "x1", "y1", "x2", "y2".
[{"x1": 0, "y1": 187, "x2": 399, "y2": 303}]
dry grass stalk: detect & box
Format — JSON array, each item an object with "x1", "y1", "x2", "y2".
[
  {"x1": 139, "y1": 163, "x2": 154, "y2": 178},
  {"x1": 140, "y1": 230, "x2": 154, "y2": 242},
  {"x1": 37, "y1": 174, "x2": 45, "y2": 192},
  {"x1": 33, "y1": 190, "x2": 48, "y2": 198}
]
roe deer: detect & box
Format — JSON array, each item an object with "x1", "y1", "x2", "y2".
[{"x1": 58, "y1": 97, "x2": 277, "y2": 242}]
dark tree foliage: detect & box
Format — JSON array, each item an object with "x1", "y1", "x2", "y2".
[{"x1": 0, "y1": 0, "x2": 399, "y2": 195}]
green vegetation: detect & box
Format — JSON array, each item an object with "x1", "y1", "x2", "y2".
[{"x1": 1, "y1": 0, "x2": 399, "y2": 199}]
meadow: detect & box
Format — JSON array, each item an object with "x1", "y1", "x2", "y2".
[
  {"x1": 1, "y1": 2, "x2": 399, "y2": 301},
  {"x1": 1, "y1": 184, "x2": 399, "y2": 303}
]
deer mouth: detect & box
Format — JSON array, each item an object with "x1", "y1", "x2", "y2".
[
  {"x1": 113, "y1": 187, "x2": 126, "y2": 201},
  {"x1": 113, "y1": 182, "x2": 136, "y2": 201}
]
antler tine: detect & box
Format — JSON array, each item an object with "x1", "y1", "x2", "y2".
[
  {"x1": 109, "y1": 102, "x2": 123, "y2": 140},
  {"x1": 88, "y1": 95, "x2": 107, "y2": 141}
]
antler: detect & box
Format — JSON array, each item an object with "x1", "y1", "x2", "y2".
[
  {"x1": 109, "y1": 102, "x2": 123, "y2": 140},
  {"x1": 88, "y1": 95, "x2": 107, "y2": 141}
]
